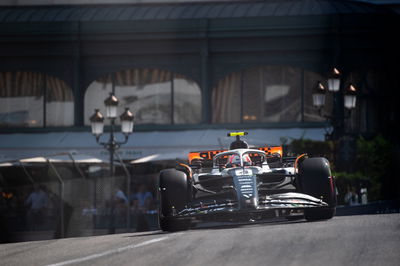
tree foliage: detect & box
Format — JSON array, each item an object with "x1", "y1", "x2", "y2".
[{"x1": 287, "y1": 135, "x2": 399, "y2": 203}]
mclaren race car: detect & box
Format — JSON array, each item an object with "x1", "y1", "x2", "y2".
[{"x1": 158, "y1": 132, "x2": 337, "y2": 231}]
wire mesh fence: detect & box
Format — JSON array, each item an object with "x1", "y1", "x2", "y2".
[{"x1": 0, "y1": 160, "x2": 159, "y2": 243}]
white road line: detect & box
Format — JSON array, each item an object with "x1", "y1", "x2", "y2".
[{"x1": 46, "y1": 236, "x2": 169, "y2": 266}]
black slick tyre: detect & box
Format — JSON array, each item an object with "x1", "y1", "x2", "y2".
[
  {"x1": 303, "y1": 207, "x2": 336, "y2": 221},
  {"x1": 297, "y1": 157, "x2": 337, "y2": 221},
  {"x1": 158, "y1": 168, "x2": 191, "y2": 231}
]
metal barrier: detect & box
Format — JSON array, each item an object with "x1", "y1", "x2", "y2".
[{"x1": 0, "y1": 152, "x2": 158, "y2": 243}]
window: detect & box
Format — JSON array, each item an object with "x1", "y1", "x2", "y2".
[
  {"x1": 84, "y1": 68, "x2": 201, "y2": 126},
  {"x1": 0, "y1": 72, "x2": 74, "y2": 127},
  {"x1": 213, "y1": 66, "x2": 301, "y2": 123},
  {"x1": 212, "y1": 66, "x2": 325, "y2": 124}
]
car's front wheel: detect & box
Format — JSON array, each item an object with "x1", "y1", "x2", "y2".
[
  {"x1": 297, "y1": 157, "x2": 337, "y2": 221},
  {"x1": 158, "y1": 168, "x2": 191, "y2": 231}
]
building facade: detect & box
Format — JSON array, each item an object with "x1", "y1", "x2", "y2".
[{"x1": 0, "y1": 0, "x2": 399, "y2": 160}]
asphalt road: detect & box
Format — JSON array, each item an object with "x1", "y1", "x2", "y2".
[{"x1": 1, "y1": 214, "x2": 399, "y2": 266}]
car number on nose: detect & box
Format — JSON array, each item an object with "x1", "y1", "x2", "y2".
[{"x1": 235, "y1": 169, "x2": 252, "y2": 176}]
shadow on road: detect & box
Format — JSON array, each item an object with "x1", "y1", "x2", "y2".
[
  {"x1": 123, "y1": 230, "x2": 166, "y2": 238},
  {"x1": 122, "y1": 215, "x2": 352, "y2": 235},
  {"x1": 191, "y1": 217, "x2": 308, "y2": 231}
]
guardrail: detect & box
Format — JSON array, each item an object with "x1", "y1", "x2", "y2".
[{"x1": 336, "y1": 200, "x2": 400, "y2": 216}]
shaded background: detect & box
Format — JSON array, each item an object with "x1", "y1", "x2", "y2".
[{"x1": 1, "y1": 0, "x2": 399, "y2": 242}]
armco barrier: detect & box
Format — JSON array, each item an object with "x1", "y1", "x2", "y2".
[{"x1": 336, "y1": 200, "x2": 400, "y2": 216}]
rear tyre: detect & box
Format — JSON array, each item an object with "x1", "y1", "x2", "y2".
[
  {"x1": 297, "y1": 157, "x2": 337, "y2": 221},
  {"x1": 158, "y1": 169, "x2": 191, "y2": 231}
]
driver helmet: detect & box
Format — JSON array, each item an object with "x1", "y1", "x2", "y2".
[
  {"x1": 228, "y1": 154, "x2": 241, "y2": 166},
  {"x1": 243, "y1": 154, "x2": 252, "y2": 166}
]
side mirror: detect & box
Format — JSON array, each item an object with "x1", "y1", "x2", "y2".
[
  {"x1": 266, "y1": 152, "x2": 281, "y2": 164},
  {"x1": 189, "y1": 158, "x2": 203, "y2": 170}
]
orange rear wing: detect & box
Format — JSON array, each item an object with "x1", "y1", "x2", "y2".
[
  {"x1": 188, "y1": 146, "x2": 283, "y2": 164},
  {"x1": 258, "y1": 146, "x2": 283, "y2": 157},
  {"x1": 188, "y1": 149, "x2": 226, "y2": 163}
]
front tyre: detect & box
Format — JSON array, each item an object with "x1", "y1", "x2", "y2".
[
  {"x1": 159, "y1": 217, "x2": 190, "y2": 232},
  {"x1": 303, "y1": 207, "x2": 336, "y2": 221},
  {"x1": 297, "y1": 157, "x2": 337, "y2": 221},
  {"x1": 158, "y1": 169, "x2": 191, "y2": 231}
]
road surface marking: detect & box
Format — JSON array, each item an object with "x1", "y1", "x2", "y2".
[{"x1": 47, "y1": 236, "x2": 169, "y2": 266}]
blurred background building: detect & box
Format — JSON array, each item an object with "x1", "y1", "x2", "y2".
[
  {"x1": 0, "y1": 0, "x2": 399, "y2": 240},
  {"x1": 0, "y1": 0, "x2": 398, "y2": 159}
]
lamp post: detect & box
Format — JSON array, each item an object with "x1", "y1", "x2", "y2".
[
  {"x1": 312, "y1": 68, "x2": 357, "y2": 141},
  {"x1": 89, "y1": 92, "x2": 134, "y2": 233},
  {"x1": 90, "y1": 93, "x2": 134, "y2": 175}
]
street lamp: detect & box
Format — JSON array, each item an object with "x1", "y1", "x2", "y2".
[
  {"x1": 89, "y1": 92, "x2": 134, "y2": 233},
  {"x1": 104, "y1": 92, "x2": 119, "y2": 119},
  {"x1": 312, "y1": 68, "x2": 357, "y2": 140},
  {"x1": 120, "y1": 108, "x2": 135, "y2": 135},
  {"x1": 344, "y1": 84, "x2": 357, "y2": 110},
  {"x1": 90, "y1": 92, "x2": 134, "y2": 174},
  {"x1": 312, "y1": 82, "x2": 326, "y2": 109},
  {"x1": 89, "y1": 109, "x2": 104, "y2": 140},
  {"x1": 327, "y1": 67, "x2": 341, "y2": 92}
]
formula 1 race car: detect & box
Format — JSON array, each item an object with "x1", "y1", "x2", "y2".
[{"x1": 158, "y1": 132, "x2": 337, "y2": 231}]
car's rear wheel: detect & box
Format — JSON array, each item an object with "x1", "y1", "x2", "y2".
[
  {"x1": 297, "y1": 157, "x2": 337, "y2": 221},
  {"x1": 158, "y1": 168, "x2": 191, "y2": 231}
]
